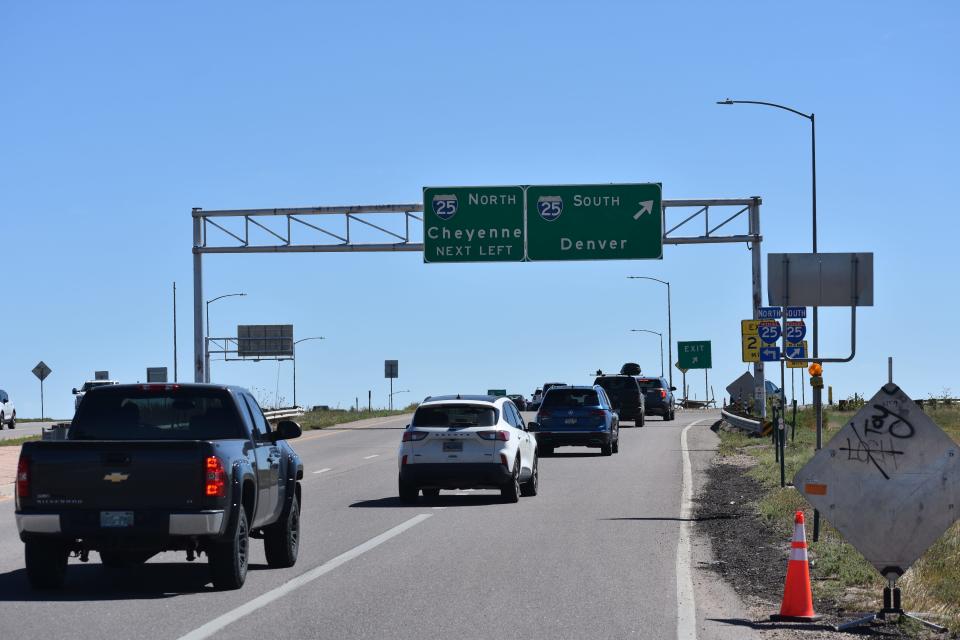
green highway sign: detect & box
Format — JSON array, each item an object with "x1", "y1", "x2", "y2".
[
  {"x1": 487, "y1": 389, "x2": 507, "y2": 397},
  {"x1": 677, "y1": 340, "x2": 712, "y2": 369},
  {"x1": 525, "y1": 183, "x2": 662, "y2": 261},
  {"x1": 423, "y1": 186, "x2": 524, "y2": 263}
]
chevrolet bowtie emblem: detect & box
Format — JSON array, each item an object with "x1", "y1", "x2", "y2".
[{"x1": 103, "y1": 472, "x2": 130, "y2": 483}]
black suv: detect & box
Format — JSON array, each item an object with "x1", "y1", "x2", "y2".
[
  {"x1": 592, "y1": 373, "x2": 645, "y2": 427},
  {"x1": 637, "y1": 376, "x2": 676, "y2": 421}
]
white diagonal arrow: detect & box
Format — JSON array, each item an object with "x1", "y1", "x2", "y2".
[{"x1": 633, "y1": 200, "x2": 653, "y2": 220}]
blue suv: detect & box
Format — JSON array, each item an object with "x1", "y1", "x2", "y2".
[{"x1": 530, "y1": 385, "x2": 620, "y2": 456}]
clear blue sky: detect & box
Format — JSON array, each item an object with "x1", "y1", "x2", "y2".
[{"x1": 2, "y1": 1, "x2": 958, "y2": 418}]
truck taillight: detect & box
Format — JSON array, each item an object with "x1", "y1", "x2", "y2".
[
  {"x1": 205, "y1": 456, "x2": 227, "y2": 498},
  {"x1": 16, "y1": 456, "x2": 29, "y2": 498}
]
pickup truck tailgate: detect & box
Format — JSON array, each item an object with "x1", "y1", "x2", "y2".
[{"x1": 25, "y1": 441, "x2": 208, "y2": 510}]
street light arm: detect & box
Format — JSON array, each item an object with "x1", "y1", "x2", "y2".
[
  {"x1": 630, "y1": 328, "x2": 662, "y2": 337},
  {"x1": 716, "y1": 99, "x2": 811, "y2": 121},
  {"x1": 294, "y1": 336, "x2": 326, "y2": 345},
  {"x1": 206, "y1": 292, "x2": 247, "y2": 305},
  {"x1": 627, "y1": 276, "x2": 668, "y2": 286}
]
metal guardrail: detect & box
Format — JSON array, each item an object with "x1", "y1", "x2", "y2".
[
  {"x1": 263, "y1": 407, "x2": 305, "y2": 421},
  {"x1": 720, "y1": 407, "x2": 762, "y2": 434}
]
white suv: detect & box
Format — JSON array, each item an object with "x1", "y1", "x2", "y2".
[
  {"x1": 398, "y1": 395, "x2": 538, "y2": 503},
  {"x1": 0, "y1": 389, "x2": 14, "y2": 429}
]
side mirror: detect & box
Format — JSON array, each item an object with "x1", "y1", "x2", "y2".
[
  {"x1": 527, "y1": 422, "x2": 539, "y2": 432},
  {"x1": 72, "y1": 388, "x2": 78, "y2": 394},
  {"x1": 272, "y1": 420, "x2": 302, "y2": 441},
  {"x1": 670, "y1": 386, "x2": 677, "y2": 391}
]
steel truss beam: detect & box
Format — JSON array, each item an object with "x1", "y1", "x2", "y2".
[{"x1": 192, "y1": 197, "x2": 766, "y2": 415}]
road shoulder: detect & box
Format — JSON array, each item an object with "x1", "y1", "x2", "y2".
[{"x1": 686, "y1": 418, "x2": 761, "y2": 639}]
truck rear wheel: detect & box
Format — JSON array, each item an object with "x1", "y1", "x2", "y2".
[
  {"x1": 209, "y1": 509, "x2": 249, "y2": 590},
  {"x1": 25, "y1": 540, "x2": 68, "y2": 589},
  {"x1": 264, "y1": 493, "x2": 300, "y2": 569}
]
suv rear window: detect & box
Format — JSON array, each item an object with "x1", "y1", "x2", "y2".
[
  {"x1": 543, "y1": 389, "x2": 600, "y2": 407},
  {"x1": 594, "y1": 376, "x2": 637, "y2": 391},
  {"x1": 637, "y1": 378, "x2": 665, "y2": 389},
  {"x1": 412, "y1": 404, "x2": 498, "y2": 427},
  {"x1": 70, "y1": 388, "x2": 245, "y2": 440}
]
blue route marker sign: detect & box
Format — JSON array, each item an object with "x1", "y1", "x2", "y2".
[
  {"x1": 785, "y1": 342, "x2": 807, "y2": 359},
  {"x1": 785, "y1": 320, "x2": 807, "y2": 342},
  {"x1": 786, "y1": 306, "x2": 807, "y2": 319},
  {"x1": 759, "y1": 307, "x2": 782, "y2": 319},
  {"x1": 758, "y1": 321, "x2": 782, "y2": 344},
  {"x1": 760, "y1": 346, "x2": 782, "y2": 362}
]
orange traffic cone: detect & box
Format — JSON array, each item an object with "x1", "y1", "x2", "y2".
[{"x1": 770, "y1": 511, "x2": 822, "y2": 622}]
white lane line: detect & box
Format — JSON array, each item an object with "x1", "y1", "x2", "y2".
[
  {"x1": 677, "y1": 418, "x2": 707, "y2": 640},
  {"x1": 311, "y1": 468, "x2": 331, "y2": 474},
  {"x1": 178, "y1": 513, "x2": 432, "y2": 640},
  {"x1": 362, "y1": 454, "x2": 380, "y2": 460}
]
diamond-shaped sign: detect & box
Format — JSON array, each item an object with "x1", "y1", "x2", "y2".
[
  {"x1": 795, "y1": 383, "x2": 960, "y2": 577},
  {"x1": 32, "y1": 361, "x2": 52, "y2": 381}
]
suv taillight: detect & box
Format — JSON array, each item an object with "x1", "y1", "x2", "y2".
[
  {"x1": 205, "y1": 456, "x2": 227, "y2": 498},
  {"x1": 539, "y1": 410, "x2": 551, "y2": 419},
  {"x1": 16, "y1": 456, "x2": 29, "y2": 498},
  {"x1": 477, "y1": 430, "x2": 509, "y2": 441},
  {"x1": 660, "y1": 389, "x2": 667, "y2": 399},
  {"x1": 402, "y1": 431, "x2": 429, "y2": 442}
]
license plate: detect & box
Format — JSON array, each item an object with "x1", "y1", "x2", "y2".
[
  {"x1": 564, "y1": 418, "x2": 578, "y2": 424},
  {"x1": 100, "y1": 511, "x2": 134, "y2": 528},
  {"x1": 442, "y1": 441, "x2": 463, "y2": 452}
]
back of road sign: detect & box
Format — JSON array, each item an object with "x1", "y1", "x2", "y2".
[
  {"x1": 768, "y1": 252, "x2": 874, "y2": 307},
  {"x1": 795, "y1": 383, "x2": 960, "y2": 577}
]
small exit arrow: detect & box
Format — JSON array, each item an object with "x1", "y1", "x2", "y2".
[{"x1": 633, "y1": 200, "x2": 654, "y2": 220}]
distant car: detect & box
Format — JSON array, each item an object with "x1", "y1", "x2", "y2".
[
  {"x1": 72, "y1": 380, "x2": 120, "y2": 411},
  {"x1": 0, "y1": 389, "x2": 15, "y2": 429},
  {"x1": 532, "y1": 385, "x2": 620, "y2": 456},
  {"x1": 528, "y1": 388, "x2": 543, "y2": 411},
  {"x1": 637, "y1": 377, "x2": 676, "y2": 421},
  {"x1": 507, "y1": 394, "x2": 527, "y2": 411},
  {"x1": 593, "y1": 374, "x2": 645, "y2": 426},
  {"x1": 765, "y1": 380, "x2": 782, "y2": 397},
  {"x1": 398, "y1": 395, "x2": 538, "y2": 503}
]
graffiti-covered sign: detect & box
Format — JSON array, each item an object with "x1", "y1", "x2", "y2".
[{"x1": 795, "y1": 383, "x2": 960, "y2": 578}]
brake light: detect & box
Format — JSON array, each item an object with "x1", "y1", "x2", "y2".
[
  {"x1": 539, "y1": 410, "x2": 551, "y2": 419},
  {"x1": 16, "y1": 456, "x2": 29, "y2": 498},
  {"x1": 402, "y1": 431, "x2": 428, "y2": 442},
  {"x1": 402, "y1": 455, "x2": 408, "y2": 465},
  {"x1": 140, "y1": 384, "x2": 181, "y2": 392},
  {"x1": 477, "y1": 430, "x2": 510, "y2": 441},
  {"x1": 591, "y1": 409, "x2": 606, "y2": 417},
  {"x1": 205, "y1": 456, "x2": 227, "y2": 498},
  {"x1": 500, "y1": 454, "x2": 508, "y2": 466},
  {"x1": 660, "y1": 390, "x2": 667, "y2": 399}
]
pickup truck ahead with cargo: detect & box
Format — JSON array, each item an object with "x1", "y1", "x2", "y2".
[{"x1": 15, "y1": 383, "x2": 304, "y2": 590}]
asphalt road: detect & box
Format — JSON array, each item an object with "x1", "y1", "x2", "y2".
[
  {"x1": 0, "y1": 421, "x2": 58, "y2": 441},
  {"x1": 0, "y1": 409, "x2": 750, "y2": 640}
]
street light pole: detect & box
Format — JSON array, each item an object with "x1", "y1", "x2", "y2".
[
  {"x1": 204, "y1": 292, "x2": 247, "y2": 383},
  {"x1": 390, "y1": 389, "x2": 409, "y2": 411},
  {"x1": 627, "y1": 277, "x2": 672, "y2": 388},
  {"x1": 718, "y1": 97, "x2": 821, "y2": 536},
  {"x1": 630, "y1": 329, "x2": 664, "y2": 377},
  {"x1": 292, "y1": 336, "x2": 325, "y2": 408}
]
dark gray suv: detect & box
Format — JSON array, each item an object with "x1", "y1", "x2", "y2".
[{"x1": 637, "y1": 377, "x2": 676, "y2": 421}]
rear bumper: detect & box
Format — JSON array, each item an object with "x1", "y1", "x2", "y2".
[
  {"x1": 645, "y1": 402, "x2": 670, "y2": 416},
  {"x1": 16, "y1": 510, "x2": 225, "y2": 538},
  {"x1": 400, "y1": 463, "x2": 512, "y2": 490},
  {"x1": 534, "y1": 431, "x2": 612, "y2": 448}
]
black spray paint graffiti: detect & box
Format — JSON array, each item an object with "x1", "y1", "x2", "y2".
[{"x1": 838, "y1": 404, "x2": 915, "y2": 480}]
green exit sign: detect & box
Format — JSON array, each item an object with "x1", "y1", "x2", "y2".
[
  {"x1": 678, "y1": 341, "x2": 712, "y2": 370},
  {"x1": 526, "y1": 183, "x2": 662, "y2": 261}
]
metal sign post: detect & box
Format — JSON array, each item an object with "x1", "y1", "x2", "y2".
[
  {"x1": 385, "y1": 360, "x2": 399, "y2": 410},
  {"x1": 32, "y1": 361, "x2": 52, "y2": 420}
]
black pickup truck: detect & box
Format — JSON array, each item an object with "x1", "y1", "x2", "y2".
[{"x1": 15, "y1": 383, "x2": 304, "y2": 590}]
